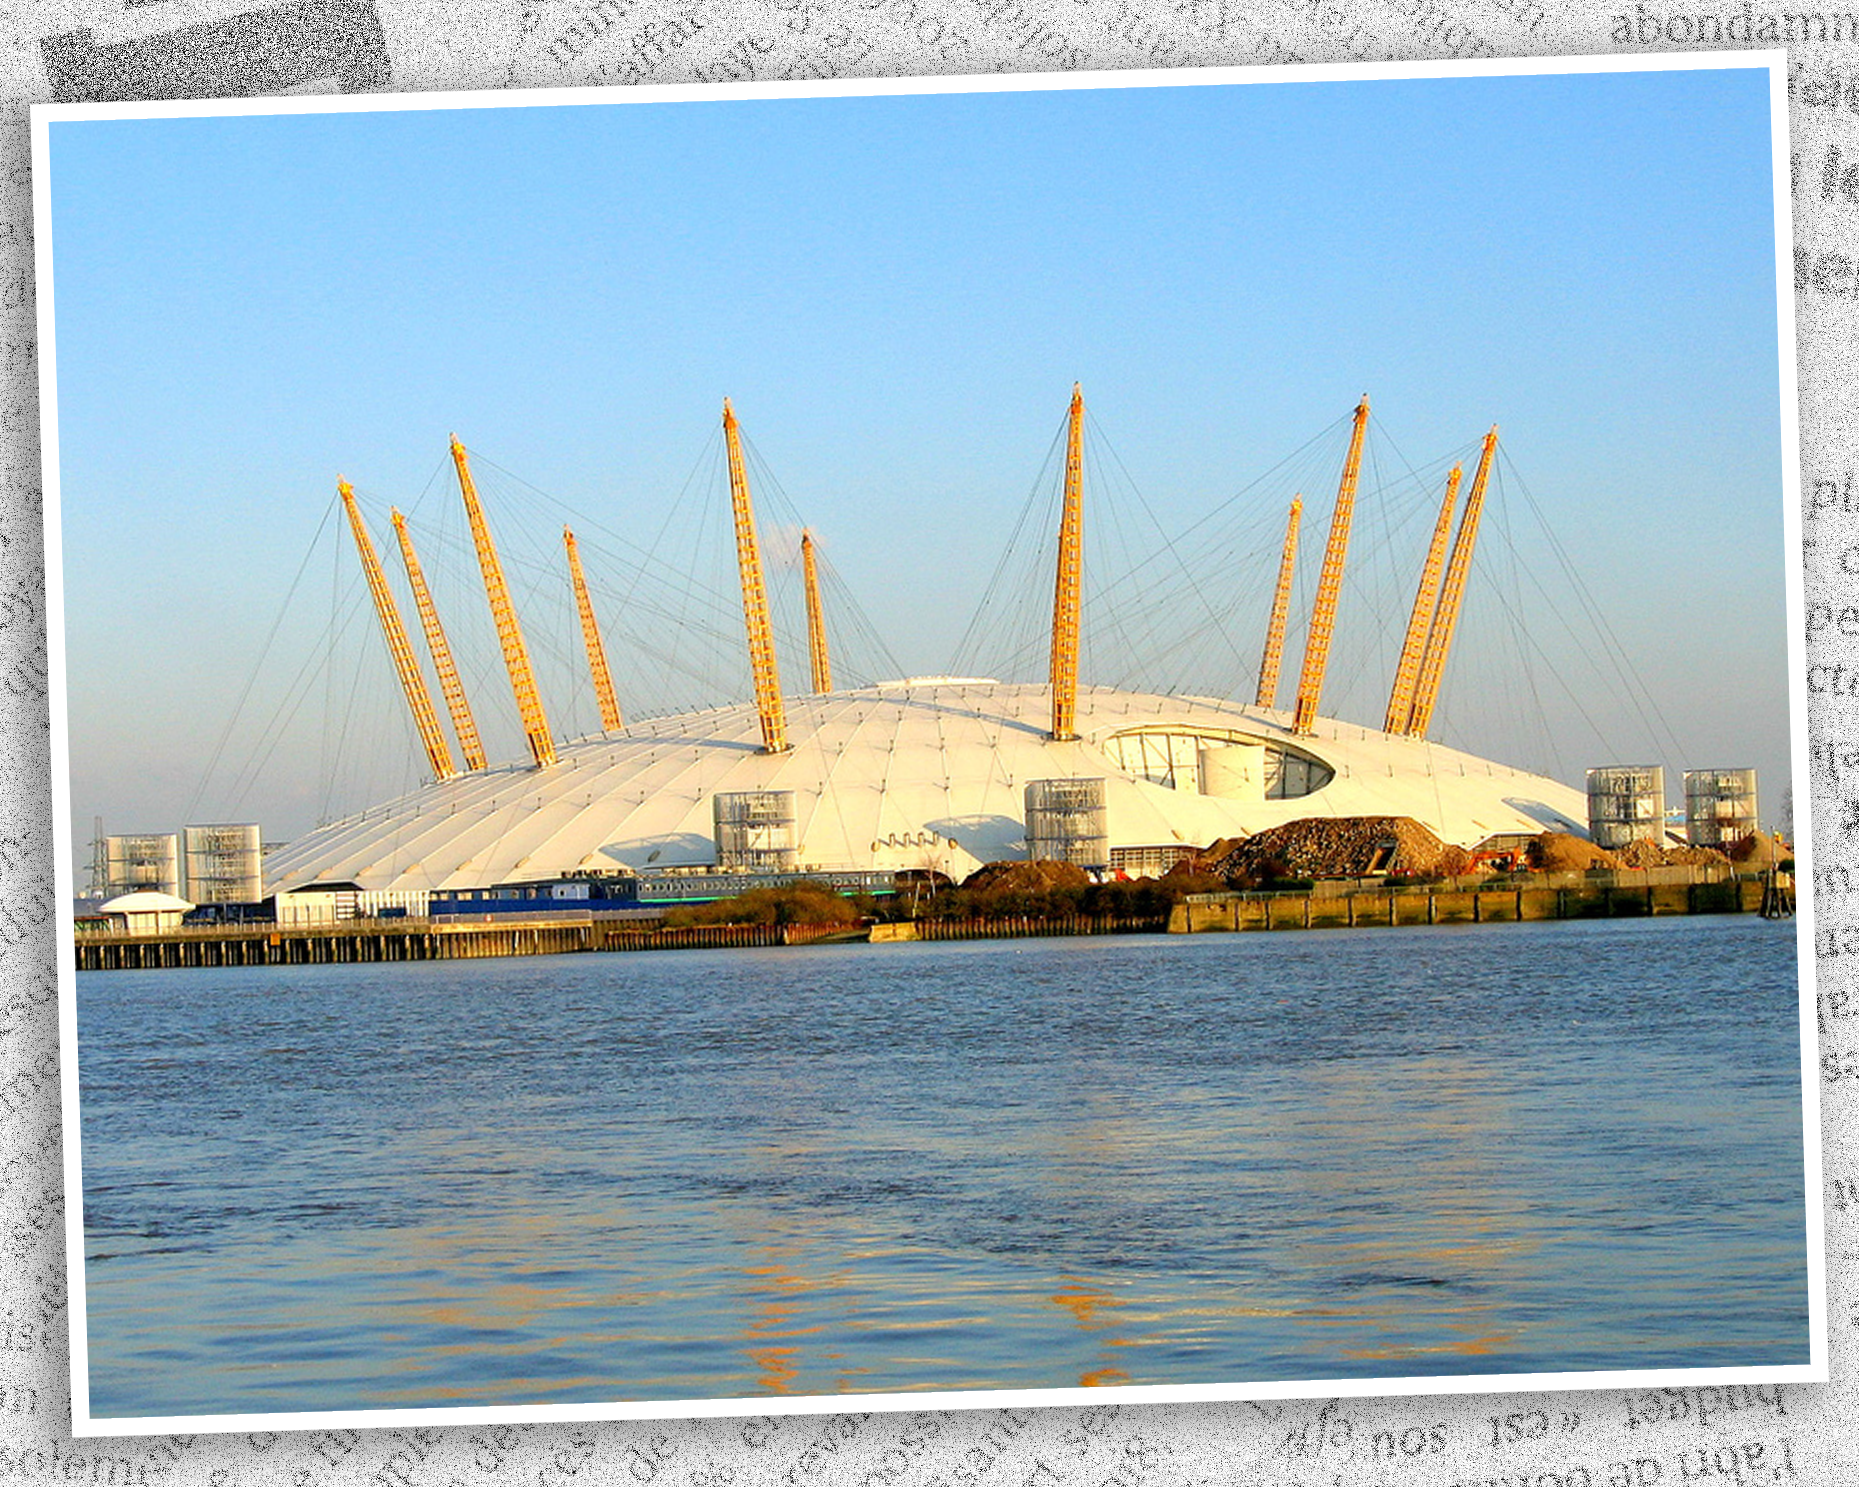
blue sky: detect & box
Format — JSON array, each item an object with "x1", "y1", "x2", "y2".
[{"x1": 44, "y1": 64, "x2": 1794, "y2": 852}]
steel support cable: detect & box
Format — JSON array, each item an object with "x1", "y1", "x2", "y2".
[
  {"x1": 1098, "y1": 411, "x2": 1354, "y2": 594},
  {"x1": 1459, "y1": 564, "x2": 1630, "y2": 762},
  {"x1": 395, "y1": 454, "x2": 451, "y2": 525},
  {"x1": 321, "y1": 603, "x2": 404, "y2": 826},
  {"x1": 681, "y1": 440, "x2": 734, "y2": 710},
  {"x1": 571, "y1": 559, "x2": 753, "y2": 702},
  {"x1": 186, "y1": 494, "x2": 341, "y2": 826},
  {"x1": 950, "y1": 415, "x2": 1071, "y2": 675},
  {"x1": 734, "y1": 434, "x2": 848, "y2": 686},
  {"x1": 318, "y1": 506, "x2": 342, "y2": 812},
  {"x1": 1482, "y1": 466, "x2": 1558, "y2": 772},
  {"x1": 1448, "y1": 458, "x2": 1640, "y2": 771},
  {"x1": 1093, "y1": 418, "x2": 1359, "y2": 699},
  {"x1": 569, "y1": 530, "x2": 736, "y2": 639},
  {"x1": 810, "y1": 542, "x2": 905, "y2": 683},
  {"x1": 455, "y1": 470, "x2": 603, "y2": 735},
  {"x1": 1086, "y1": 416, "x2": 1255, "y2": 695},
  {"x1": 757, "y1": 448, "x2": 905, "y2": 683},
  {"x1": 219, "y1": 578, "x2": 373, "y2": 828},
  {"x1": 1078, "y1": 438, "x2": 1158, "y2": 694},
  {"x1": 618, "y1": 434, "x2": 730, "y2": 714},
  {"x1": 1075, "y1": 423, "x2": 1214, "y2": 693},
  {"x1": 475, "y1": 434, "x2": 745, "y2": 718},
  {"x1": 474, "y1": 445, "x2": 742, "y2": 616},
  {"x1": 1498, "y1": 449, "x2": 1687, "y2": 765}
]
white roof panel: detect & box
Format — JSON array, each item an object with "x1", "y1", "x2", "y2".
[{"x1": 261, "y1": 682, "x2": 1591, "y2": 893}]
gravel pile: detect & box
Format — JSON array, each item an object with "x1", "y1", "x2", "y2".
[
  {"x1": 960, "y1": 859, "x2": 1092, "y2": 893},
  {"x1": 1201, "y1": 816, "x2": 1461, "y2": 880}
]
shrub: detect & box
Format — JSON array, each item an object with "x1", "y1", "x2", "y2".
[{"x1": 662, "y1": 882, "x2": 862, "y2": 927}]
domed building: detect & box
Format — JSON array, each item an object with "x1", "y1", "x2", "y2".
[
  {"x1": 266, "y1": 394, "x2": 1591, "y2": 897},
  {"x1": 261, "y1": 679, "x2": 1588, "y2": 893}
]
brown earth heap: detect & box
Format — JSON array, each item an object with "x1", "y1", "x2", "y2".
[
  {"x1": 1727, "y1": 830, "x2": 1788, "y2": 868},
  {"x1": 1528, "y1": 832, "x2": 1620, "y2": 871},
  {"x1": 1201, "y1": 816, "x2": 1463, "y2": 881},
  {"x1": 1610, "y1": 838, "x2": 1731, "y2": 869},
  {"x1": 960, "y1": 859, "x2": 1091, "y2": 894},
  {"x1": 1613, "y1": 839, "x2": 1668, "y2": 869},
  {"x1": 1529, "y1": 832, "x2": 1730, "y2": 871}
]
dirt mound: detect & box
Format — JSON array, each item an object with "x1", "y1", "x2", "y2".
[
  {"x1": 1188, "y1": 837, "x2": 1246, "y2": 874},
  {"x1": 1528, "y1": 832, "x2": 1620, "y2": 871},
  {"x1": 1727, "y1": 830, "x2": 1788, "y2": 867},
  {"x1": 1613, "y1": 837, "x2": 1732, "y2": 869},
  {"x1": 1613, "y1": 838, "x2": 1668, "y2": 869},
  {"x1": 1203, "y1": 816, "x2": 1456, "y2": 881},
  {"x1": 1158, "y1": 860, "x2": 1227, "y2": 895},
  {"x1": 1661, "y1": 843, "x2": 1731, "y2": 867},
  {"x1": 960, "y1": 859, "x2": 1091, "y2": 894},
  {"x1": 1531, "y1": 832, "x2": 1729, "y2": 871}
]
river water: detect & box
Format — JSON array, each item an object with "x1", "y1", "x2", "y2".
[{"x1": 74, "y1": 915, "x2": 1810, "y2": 1418}]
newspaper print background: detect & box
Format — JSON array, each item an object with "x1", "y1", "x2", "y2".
[{"x1": 0, "y1": 0, "x2": 1847, "y2": 1483}]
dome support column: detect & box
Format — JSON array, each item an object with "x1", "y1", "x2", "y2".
[
  {"x1": 723, "y1": 399, "x2": 791, "y2": 754},
  {"x1": 1049, "y1": 382, "x2": 1085, "y2": 742},
  {"x1": 1291, "y1": 394, "x2": 1369, "y2": 736}
]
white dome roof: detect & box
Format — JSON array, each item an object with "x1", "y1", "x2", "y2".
[
  {"x1": 99, "y1": 890, "x2": 195, "y2": 913},
  {"x1": 262, "y1": 682, "x2": 1589, "y2": 893}
]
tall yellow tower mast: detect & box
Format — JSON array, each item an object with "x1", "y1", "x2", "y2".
[
  {"x1": 337, "y1": 480, "x2": 456, "y2": 783},
  {"x1": 801, "y1": 529, "x2": 832, "y2": 695},
  {"x1": 1407, "y1": 425, "x2": 1498, "y2": 739},
  {"x1": 450, "y1": 435, "x2": 556, "y2": 769},
  {"x1": 1255, "y1": 495, "x2": 1302, "y2": 710},
  {"x1": 1290, "y1": 395, "x2": 1370, "y2": 736},
  {"x1": 1048, "y1": 382, "x2": 1085, "y2": 742},
  {"x1": 1383, "y1": 462, "x2": 1463, "y2": 735},
  {"x1": 722, "y1": 399, "x2": 790, "y2": 754},
  {"x1": 563, "y1": 526, "x2": 623, "y2": 732},
  {"x1": 390, "y1": 507, "x2": 486, "y2": 771}
]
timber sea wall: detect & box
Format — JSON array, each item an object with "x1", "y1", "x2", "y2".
[
  {"x1": 1170, "y1": 869, "x2": 1775, "y2": 934},
  {"x1": 73, "y1": 915, "x2": 857, "y2": 971}
]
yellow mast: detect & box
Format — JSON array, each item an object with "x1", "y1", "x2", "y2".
[
  {"x1": 450, "y1": 434, "x2": 556, "y2": 769},
  {"x1": 390, "y1": 507, "x2": 487, "y2": 772},
  {"x1": 563, "y1": 526, "x2": 623, "y2": 732},
  {"x1": 1407, "y1": 425, "x2": 1498, "y2": 739},
  {"x1": 337, "y1": 479, "x2": 456, "y2": 783},
  {"x1": 1383, "y1": 463, "x2": 1463, "y2": 735},
  {"x1": 1255, "y1": 494, "x2": 1302, "y2": 710},
  {"x1": 1048, "y1": 382, "x2": 1085, "y2": 742},
  {"x1": 722, "y1": 399, "x2": 790, "y2": 754},
  {"x1": 1290, "y1": 394, "x2": 1370, "y2": 736},
  {"x1": 801, "y1": 528, "x2": 832, "y2": 695}
]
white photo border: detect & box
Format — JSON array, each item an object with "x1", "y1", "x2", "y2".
[{"x1": 34, "y1": 50, "x2": 1827, "y2": 1438}]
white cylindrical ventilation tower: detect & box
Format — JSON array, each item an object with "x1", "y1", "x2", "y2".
[
  {"x1": 181, "y1": 823, "x2": 264, "y2": 904},
  {"x1": 1198, "y1": 743, "x2": 1266, "y2": 801},
  {"x1": 713, "y1": 790, "x2": 798, "y2": 872},
  {"x1": 1683, "y1": 768, "x2": 1758, "y2": 847},
  {"x1": 1587, "y1": 765, "x2": 1665, "y2": 850},
  {"x1": 103, "y1": 833, "x2": 180, "y2": 898},
  {"x1": 1024, "y1": 778, "x2": 1109, "y2": 870}
]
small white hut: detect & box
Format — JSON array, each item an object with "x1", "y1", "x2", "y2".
[{"x1": 97, "y1": 890, "x2": 194, "y2": 935}]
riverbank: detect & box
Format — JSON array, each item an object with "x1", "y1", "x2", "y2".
[{"x1": 73, "y1": 866, "x2": 1790, "y2": 970}]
